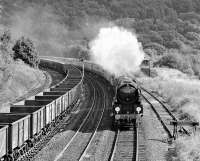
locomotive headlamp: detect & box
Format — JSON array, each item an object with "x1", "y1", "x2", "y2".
[
  {"x1": 115, "y1": 107, "x2": 120, "y2": 113},
  {"x1": 136, "y1": 107, "x2": 142, "y2": 113}
]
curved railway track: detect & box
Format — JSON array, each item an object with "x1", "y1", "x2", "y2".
[
  {"x1": 53, "y1": 73, "x2": 97, "y2": 161},
  {"x1": 16, "y1": 65, "x2": 83, "y2": 161},
  {"x1": 141, "y1": 87, "x2": 190, "y2": 140},
  {"x1": 52, "y1": 72, "x2": 107, "y2": 161},
  {"x1": 5, "y1": 58, "x2": 152, "y2": 161},
  {"x1": 78, "y1": 78, "x2": 106, "y2": 161},
  {"x1": 1, "y1": 58, "x2": 131, "y2": 161}
]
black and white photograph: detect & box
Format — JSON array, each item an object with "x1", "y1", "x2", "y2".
[{"x1": 0, "y1": 0, "x2": 200, "y2": 160}]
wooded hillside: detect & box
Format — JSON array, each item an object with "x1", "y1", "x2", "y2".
[{"x1": 1, "y1": 0, "x2": 200, "y2": 75}]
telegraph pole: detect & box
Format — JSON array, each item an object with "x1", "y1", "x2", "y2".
[
  {"x1": 149, "y1": 60, "x2": 151, "y2": 77},
  {"x1": 79, "y1": 57, "x2": 84, "y2": 78},
  {"x1": 149, "y1": 59, "x2": 152, "y2": 77}
]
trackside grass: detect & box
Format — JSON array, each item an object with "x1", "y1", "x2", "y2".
[{"x1": 138, "y1": 67, "x2": 200, "y2": 161}]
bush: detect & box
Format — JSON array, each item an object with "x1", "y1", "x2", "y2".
[
  {"x1": 188, "y1": 55, "x2": 200, "y2": 76},
  {"x1": 155, "y1": 20, "x2": 171, "y2": 31},
  {"x1": 13, "y1": 37, "x2": 39, "y2": 68},
  {"x1": 185, "y1": 32, "x2": 200, "y2": 41},
  {"x1": 0, "y1": 30, "x2": 11, "y2": 47},
  {"x1": 180, "y1": 12, "x2": 200, "y2": 23},
  {"x1": 155, "y1": 52, "x2": 180, "y2": 68},
  {"x1": 64, "y1": 45, "x2": 89, "y2": 60},
  {"x1": 144, "y1": 42, "x2": 166, "y2": 55},
  {"x1": 114, "y1": 18, "x2": 136, "y2": 29},
  {"x1": 155, "y1": 52, "x2": 192, "y2": 74},
  {"x1": 159, "y1": 30, "x2": 176, "y2": 43},
  {"x1": 134, "y1": 19, "x2": 154, "y2": 33},
  {"x1": 147, "y1": 31, "x2": 164, "y2": 44},
  {"x1": 165, "y1": 39, "x2": 182, "y2": 49},
  {"x1": 144, "y1": 48, "x2": 157, "y2": 58}
]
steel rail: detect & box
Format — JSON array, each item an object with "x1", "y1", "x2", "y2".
[
  {"x1": 141, "y1": 87, "x2": 190, "y2": 139},
  {"x1": 141, "y1": 87, "x2": 176, "y2": 121},
  {"x1": 17, "y1": 66, "x2": 84, "y2": 161},
  {"x1": 54, "y1": 74, "x2": 97, "y2": 161},
  {"x1": 108, "y1": 124, "x2": 137, "y2": 161},
  {"x1": 78, "y1": 77, "x2": 107, "y2": 161},
  {"x1": 141, "y1": 92, "x2": 173, "y2": 138},
  {"x1": 108, "y1": 129, "x2": 119, "y2": 161},
  {"x1": 135, "y1": 122, "x2": 139, "y2": 161}
]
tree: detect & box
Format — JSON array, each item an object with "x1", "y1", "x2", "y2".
[
  {"x1": 155, "y1": 51, "x2": 192, "y2": 74},
  {"x1": 0, "y1": 30, "x2": 13, "y2": 64},
  {"x1": 164, "y1": 8, "x2": 178, "y2": 24},
  {"x1": 144, "y1": 42, "x2": 166, "y2": 55},
  {"x1": 147, "y1": 31, "x2": 164, "y2": 45},
  {"x1": 166, "y1": 39, "x2": 182, "y2": 49},
  {"x1": 65, "y1": 45, "x2": 89, "y2": 60},
  {"x1": 13, "y1": 37, "x2": 40, "y2": 68},
  {"x1": 171, "y1": 0, "x2": 194, "y2": 14},
  {"x1": 0, "y1": 30, "x2": 11, "y2": 47}
]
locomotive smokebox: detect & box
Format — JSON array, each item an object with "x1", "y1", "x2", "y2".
[{"x1": 117, "y1": 84, "x2": 138, "y2": 104}]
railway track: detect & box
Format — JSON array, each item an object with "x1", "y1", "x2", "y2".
[
  {"x1": 53, "y1": 72, "x2": 107, "y2": 161},
  {"x1": 141, "y1": 87, "x2": 190, "y2": 141},
  {"x1": 16, "y1": 65, "x2": 83, "y2": 161},
  {"x1": 78, "y1": 79, "x2": 106, "y2": 161},
  {"x1": 108, "y1": 123, "x2": 138, "y2": 161},
  {"x1": 31, "y1": 72, "x2": 95, "y2": 161},
  {"x1": 1, "y1": 58, "x2": 121, "y2": 161}
]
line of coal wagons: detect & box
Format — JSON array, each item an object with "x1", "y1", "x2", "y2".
[{"x1": 0, "y1": 60, "x2": 83, "y2": 160}]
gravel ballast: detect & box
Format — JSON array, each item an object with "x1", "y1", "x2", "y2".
[{"x1": 142, "y1": 100, "x2": 171, "y2": 161}]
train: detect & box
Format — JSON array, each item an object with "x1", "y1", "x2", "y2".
[
  {"x1": 112, "y1": 76, "x2": 143, "y2": 128},
  {"x1": 0, "y1": 61, "x2": 83, "y2": 161}
]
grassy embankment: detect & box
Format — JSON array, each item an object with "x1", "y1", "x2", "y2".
[
  {"x1": 138, "y1": 67, "x2": 200, "y2": 161},
  {"x1": 0, "y1": 31, "x2": 46, "y2": 112},
  {"x1": 0, "y1": 60, "x2": 45, "y2": 112}
]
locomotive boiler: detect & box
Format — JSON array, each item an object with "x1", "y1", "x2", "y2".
[{"x1": 112, "y1": 76, "x2": 143, "y2": 127}]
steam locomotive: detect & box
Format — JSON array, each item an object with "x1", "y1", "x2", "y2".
[{"x1": 112, "y1": 76, "x2": 143, "y2": 128}]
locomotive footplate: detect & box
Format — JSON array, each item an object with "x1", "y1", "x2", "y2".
[{"x1": 115, "y1": 114, "x2": 136, "y2": 120}]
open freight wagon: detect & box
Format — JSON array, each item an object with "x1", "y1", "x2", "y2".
[
  {"x1": 0, "y1": 113, "x2": 31, "y2": 159},
  {"x1": 0, "y1": 125, "x2": 8, "y2": 160},
  {"x1": 0, "y1": 63, "x2": 83, "y2": 160}
]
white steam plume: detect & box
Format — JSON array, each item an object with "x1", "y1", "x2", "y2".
[{"x1": 90, "y1": 26, "x2": 145, "y2": 76}]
